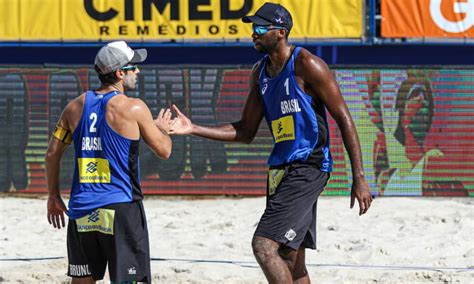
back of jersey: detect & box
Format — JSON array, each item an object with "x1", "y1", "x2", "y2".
[{"x1": 68, "y1": 91, "x2": 142, "y2": 220}]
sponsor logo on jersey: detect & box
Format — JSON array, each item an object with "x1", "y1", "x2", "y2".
[
  {"x1": 271, "y1": 115, "x2": 295, "y2": 143},
  {"x1": 78, "y1": 158, "x2": 111, "y2": 183}
]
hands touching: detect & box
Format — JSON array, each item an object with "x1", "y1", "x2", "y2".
[
  {"x1": 155, "y1": 104, "x2": 193, "y2": 135},
  {"x1": 154, "y1": 108, "x2": 173, "y2": 135},
  {"x1": 168, "y1": 104, "x2": 193, "y2": 135}
]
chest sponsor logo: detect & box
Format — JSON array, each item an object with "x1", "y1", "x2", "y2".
[
  {"x1": 78, "y1": 158, "x2": 110, "y2": 183},
  {"x1": 76, "y1": 208, "x2": 115, "y2": 235},
  {"x1": 271, "y1": 115, "x2": 295, "y2": 143}
]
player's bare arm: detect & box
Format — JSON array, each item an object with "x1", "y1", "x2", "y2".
[
  {"x1": 45, "y1": 97, "x2": 83, "y2": 229},
  {"x1": 170, "y1": 63, "x2": 264, "y2": 144},
  {"x1": 131, "y1": 98, "x2": 172, "y2": 159},
  {"x1": 295, "y1": 48, "x2": 372, "y2": 215}
]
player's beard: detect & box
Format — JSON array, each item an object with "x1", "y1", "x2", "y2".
[
  {"x1": 123, "y1": 74, "x2": 137, "y2": 91},
  {"x1": 255, "y1": 36, "x2": 279, "y2": 54}
]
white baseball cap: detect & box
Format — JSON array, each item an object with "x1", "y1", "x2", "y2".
[{"x1": 94, "y1": 41, "x2": 147, "y2": 74}]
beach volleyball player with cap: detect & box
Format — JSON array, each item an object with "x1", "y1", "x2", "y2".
[
  {"x1": 168, "y1": 2, "x2": 372, "y2": 282},
  {"x1": 45, "y1": 41, "x2": 173, "y2": 283}
]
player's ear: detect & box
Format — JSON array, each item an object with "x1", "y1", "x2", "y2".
[
  {"x1": 115, "y1": 69, "x2": 125, "y2": 79},
  {"x1": 278, "y1": 29, "x2": 288, "y2": 39}
]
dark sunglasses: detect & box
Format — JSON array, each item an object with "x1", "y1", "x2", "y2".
[
  {"x1": 252, "y1": 25, "x2": 287, "y2": 36},
  {"x1": 120, "y1": 65, "x2": 138, "y2": 72}
]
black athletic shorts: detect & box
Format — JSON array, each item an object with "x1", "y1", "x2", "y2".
[
  {"x1": 254, "y1": 163, "x2": 330, "y2": 250},
  {"x1": 67, "y1": 201, "x2": 151, "y2": 282}
]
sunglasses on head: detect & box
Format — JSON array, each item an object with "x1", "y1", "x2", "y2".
[
  {"x1": 252, "y1": 24, "x2": 287, "y2": 36},
  {"x1": 120, "y1": 65, "x2": 138, "y2": 72}
]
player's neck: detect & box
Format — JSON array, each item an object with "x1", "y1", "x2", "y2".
[
  {"x1": 96, "y1": 83, "x2": 124, "y2": 95},
  {"x1": 267, "y1": 44, "x2": 293, "y2": 76}
]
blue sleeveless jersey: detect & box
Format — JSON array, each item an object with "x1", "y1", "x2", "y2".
[
  {"x1": 259, "y1": 47, "x2": 333, "y2": 172},
  {"x1": 68, "y1": 91, "x2": 142, "y2": 219}
]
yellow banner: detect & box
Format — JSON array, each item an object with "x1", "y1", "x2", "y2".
[{"x1": 1, "y1": 0, "x2": 363, "y2": 41}]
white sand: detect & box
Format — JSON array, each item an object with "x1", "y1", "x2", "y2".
[{"x1": 0, "y1": 196, "x2": 473, "y2": 283}]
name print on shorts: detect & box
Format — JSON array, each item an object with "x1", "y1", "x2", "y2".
[{"x1": 69, "y1": 264, "x2": 91, "y2": 277}]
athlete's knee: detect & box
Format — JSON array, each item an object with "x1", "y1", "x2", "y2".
[
  {"x1": 292, "y1": 266, "x2": 309, "y2": 282},
  {"x1": 290, "y1": 248, "x2": 309, "y2": 281},
  {"x1": 278, "y1": 246, "x2": 298, "y2": 271},
  {"x1": 252, "y1": 235, "x2": 279, "y2": 263}
]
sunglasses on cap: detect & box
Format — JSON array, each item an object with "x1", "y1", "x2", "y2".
[
  {"x1": 120, "y1": 65, "x2": 138, "y2": 72},
  {"x1": 252, "y1": 24, "x2": 287, "y2": 36}
]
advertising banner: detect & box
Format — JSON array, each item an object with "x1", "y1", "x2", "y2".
[
  {"x1": 1, "y1": 0, "x2": 363, "y2": 41},
  {"x1": 1, "y1": 65, "x2": 473, "y2": 197},
  {"x1": 381, "y1": 0, "x2": 474, "y2": 38}
]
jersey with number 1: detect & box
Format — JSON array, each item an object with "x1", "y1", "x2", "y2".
[
  {"x1": 68, "y1": 91, "x2": 142, "y2": 220},
  {"x1": 259, "y1": 47, "x2": 333, "y2": 172}
]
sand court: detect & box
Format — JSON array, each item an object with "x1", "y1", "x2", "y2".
[{"x1": 0, "y1": 196, "x2": 473, "y2": 283}]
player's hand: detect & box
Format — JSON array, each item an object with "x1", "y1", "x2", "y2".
[
  {"x1": 169, "y1": 104, "x2": 193, "y2": 135},
  {"x1": 47, "y1": 195, "x2": 67, "y2": 229},
  {"x1": 155, "y1": 108, "x2": 173, "y2": 134},
  {"x1": 350, "y1": 178, "x2": 372, "y2": 215}
]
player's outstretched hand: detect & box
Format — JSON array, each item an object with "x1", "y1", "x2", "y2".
[{"x1": 169, "y1": 104, "x2": 193, "y2": 135}]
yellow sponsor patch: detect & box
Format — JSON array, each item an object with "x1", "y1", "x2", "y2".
[
  {"x1": 268, "y1": 169, "x2": 285, "y2": 196},
  {"x1": 271, "y1": 115, "x2": 295, "y2": 143},
  {"x1": 76, "y1": 209, "x2": 115, "y2": 235},
  {"x1": 78, "y1": 158, "x2": 111, "y2": 183}
]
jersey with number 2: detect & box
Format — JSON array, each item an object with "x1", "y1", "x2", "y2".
[{"x1": 68, "y1": 91, "x2": 142, "y2": 220}]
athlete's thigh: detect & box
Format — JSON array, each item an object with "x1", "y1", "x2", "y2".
[
  {"x1": 104, "y1": 201, "x2": 151, "y2": 283},
  {"x1": 67, "y1": 220, "x2": 107, "y2": 280}
]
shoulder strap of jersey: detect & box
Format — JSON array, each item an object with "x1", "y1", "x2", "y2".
[
  {"x1": 258, "y1": 56, "x2": 269, "y2": 82},
  {"x1": 98, "y1": 90, "x2": 121, "y2": 113},
  {"x1": 290, "y1": 47, "x2": 302, "y2": 73}
]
